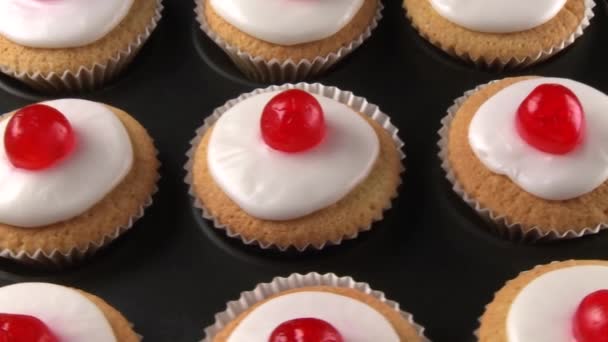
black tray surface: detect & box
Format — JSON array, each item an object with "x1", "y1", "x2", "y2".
[{"x1": 0, "y1": 0, "x2": 607, "y2": 341}]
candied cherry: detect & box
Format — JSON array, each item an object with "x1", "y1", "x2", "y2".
[
  {"x1": 516, "y1": 83, "x2": 585, "y2": 155},
  {"x1": 573, "y1": 290, "x2": 608, "y2": 342},
  {"x1": 268, "y1": 317, "x2": 343, "y2": 342},
  {"x1": 4, "y1": 104, "x2": 75, "y2": 170},
  {"x1": 0, "y1": 313, "x2": 59, "y2": 342},
  {"x1": 261, "y1": 89, "x2": 325, "y2": 153}
]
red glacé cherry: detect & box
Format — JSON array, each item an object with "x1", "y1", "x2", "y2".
[
  {"x1": 268, "y1": 318, "x2": 343, "y2": 342},
  {"x1": 0, "y1": 313, "x2": 59, "y2": 342},
  {"x1": 573, "y1": 290, "x2": 608, "y2": 342},
  {"x1": 516, "y1": 83, "x2": 585, "y2": 155},
  {"x1": 4, "y1": 104, "x2": 75, "y2": 170},
  {"x1": 261, "y1": 89, "x2": 325, "y2": 153}
]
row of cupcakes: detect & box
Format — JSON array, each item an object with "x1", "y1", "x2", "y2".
[
  {"x1": 1, "y1": 260, "x2": 607, "y2": 341},
  {"x1": 199, "y1": 0, "x2": 596, "y2": 80},
  {"x1": 0, "y1": 76, "x2": 607, "y2": 265},
  {"x1": 0, "y1": 0, "x2": 597, "y2": 92},
  {"x1": 188, "y1": 75, "x2": 608, "y2": 248},
  {"x1": 206, "y1": 260, "x2": 608, "y2": 341}
]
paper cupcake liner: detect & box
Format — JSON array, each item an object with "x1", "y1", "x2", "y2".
[
  {"x1": 195, "y1": 0, "x2": 383, "y2": 83},
  {"x1": 0, "y1": 183, "x2": 159, "y2": 268},
  {"x1": 437, "y1": 81, "x2": 608, "y2": 242},
  {"x1": 0, "y1": 136, "x2": 161, "y2": 267},
  {"x1": 201, "y1": 272, "x2": 429, "y2": 342},
  {"x1": 184, "y1": 83, "x2": 405, "y2": 252},
  {"x1": 404, "y1": 0, "x2": 595, "y2": 68},
  {"x1": 0, "y1": 0, "x2": 164, "y2": 93}
]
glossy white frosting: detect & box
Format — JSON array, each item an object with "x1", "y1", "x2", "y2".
[
  {"x1": 0, "y1": 99, "x2": 133, "y2": 227},
  {"x1": 0, "y1": 283, "x2": 116, "y2": 342},
  {"x1": 208, "y1": 91, "x2": 379, "y2": 221},
  {"x1": 0, "y1": 0, "x2": 133, "y2": 48},
  {"x1": 208, "y1": 0, "x2": 365, "y2": 45},
  {"x1": 429, "y1": 0, "x2": 566, "y2": 33},
  {"x1": 468, "y1": 78, "x2": 608, "y2": 201},
  {"x1": 507, "y1": 265, "x2": 608, "y2": 342},
  {"x1": 227, "y1": 291, "x2": 399, "y2": 341}
]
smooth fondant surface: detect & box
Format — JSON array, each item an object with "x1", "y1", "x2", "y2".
[
  {"x1": 209, "y1": 0, "x2": 365, "y2": 45},
  {"x1": 207, "y1": 91, "x2": 380, "y2": 221},
  {"x1": 0, "y1": 0, "x2": 133, "y2": 48},
  {"x1": 0, "y1": 283, "x2": 116, "y2": 342},
  {"x1": 0, "y1": 99, "x2": 133, "y2": 227},
  {"x1": 468, "y1": 78, "x2": 608, "y2": 201},
  {"x1": 507, "y1": 265, "x2": 608, "y2": 342},
  {"x1": 429, "y1": 0, "x2": 566, "y2": 33},
  {"x1": 227, "y1": 291, "x2": 400, "y2": 341}
]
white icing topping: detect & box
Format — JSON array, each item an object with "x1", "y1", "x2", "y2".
[
  {"x1": 507, "y1": 265, "x2": 608, "y2": 342},
  {"x1": 429, "y1": 0, "x2": 566, "y2": 33},
  {"x1": 0, "y1": 283, "x2": 116, "y2": 342},
  {"x1": 468, "y1": 78, "x2": 608, "y2": 201},
  {"x1": 209, "y1": 0, "x2": 365, "y2": 45},
  {"x1": 207, "y1": 91, "x2": 379, "y2": 221},
  {"x1": 227, "y1": 291, "x2": 399, "y2": 341},
  {"x1": 0, "y1": 0, "x2": 133, "y2": 48},
  {"x1": 0, "y1": 99, "x2": 133, "y2": 227}
]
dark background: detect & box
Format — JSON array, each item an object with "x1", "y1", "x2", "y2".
[{"x1": 0, "y1": 0, "x2": 607, "y2": 341}]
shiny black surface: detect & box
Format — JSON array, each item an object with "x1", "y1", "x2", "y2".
[{"x1": 0, "y1": 1, "x2": 607, "y2": 341}]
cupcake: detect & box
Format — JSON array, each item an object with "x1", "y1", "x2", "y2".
[
  {"x1": 478, "y1": 260, "x2": 608, "y2": 341},
  {"x1": 0, "y1": 99, "x2": 159, "y2": 265},
  {"x1": 0, "y1": 282, "x2": 138, "y2": 341},
  {"x1": 403, "y1": 0, "x2": 595, "y2": 67},
  {"x1": 195, "y1": 0, "x2": 382, "y2": 83},
  {"x1": 439, "y1": 76, "x2": 608, "y2": 241},
  {"x1": 0, "y1": 0, "x2": 163, "y2": 93},
  {"x1": 203, "y1": 273, "x2": 428, "y2": 341},
  {"x1": 186, "y1": 83, "x2": 403, "y2": 251}
]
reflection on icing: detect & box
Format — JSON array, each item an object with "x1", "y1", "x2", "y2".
[
  {"x1": 209, "y1": 0, "x2": 365, "y2": 45},
  {"x1": 468, "y1": 78, "x2": 608, "y2": 201},
  {"x1": 429, "y1": 0, "x2": 566, "y2": 33},
  {"x1": 0, "y1": 283, "x2": 116, "y2": 342},
  {"x1": 0, "y1": 0, "x2": 133, "y2": 48},
  {"x1": 227, "y1": 291, "x2": 399, "y2": 341},
  {"x1": 507, "y1": 265, "x2": 608, "y2": 342},
  {"x1": 0, "y1": 99, "x2": 133, "y2": 227},
  {"x1": 207, "y1": 91, "x2": 379, "y2": 221}
]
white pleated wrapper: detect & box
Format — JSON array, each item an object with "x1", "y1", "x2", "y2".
[
  {"x1": 201, "y1": 272, "x2": 430, "y2": 341},
  {"x1": 404, "y1": 0, "x2": 595, "y2": 68},
  {"x1": 0, "y1": 0, "x2": 164, "y2": 93},
  {"x1": 1, "y1": 188, "x2": 157, "y2": 268},
  {"x1": 185, "y1": 83, "x2": 405, "y2": 251},
  {"x1": 438, "y1": 81, "x2": 608, "y2": 242},
  {"x1": 195, "y1": 0, "x2": 383, "y2": 83},
  {"x1": 0, "y1": 111, "x2": 160, "y2": 268}
]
